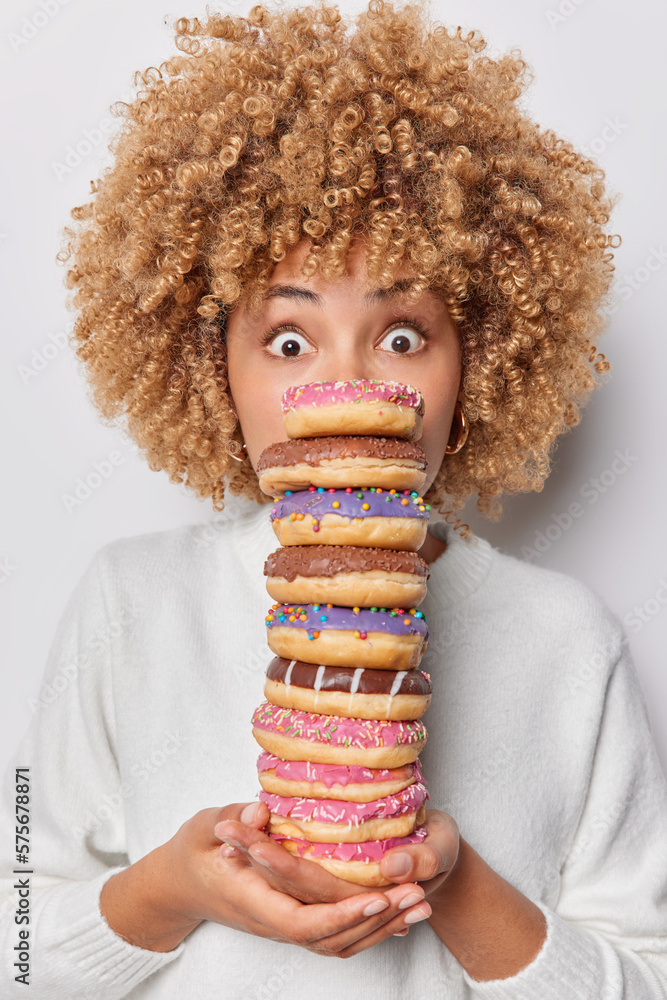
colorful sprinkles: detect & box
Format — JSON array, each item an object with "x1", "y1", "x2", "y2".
[
  {"x1": 265, "y1": 603, "x2": 428, "y2": 637},
  {"x1": 271, "y1": 487, "x2": 430, "y2": 527},
  {"x1": 255, "y1": 380, "x2": 434, "y2": 873},
  {"x1": 282, "y1": 380, "x2": 425, "y2": 418},
  {"x1": 252, "y1": 702, "x2": 427, "y2": 749}
]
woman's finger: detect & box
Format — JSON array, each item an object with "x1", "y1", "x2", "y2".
[
  {"x1": 379, "y1": 809, "x2": 459, "y2": 886},
  {"x1": 218, "y1": 814, "x2": 394, "y2": 904},
  {"x1": 248, "y1": 839, "x2": 431, "y2": 913},
  {"x1": 230, "y1": 866, "x2": 399, "y2": 944},
  {"x1": 213, "y1": 800, "x2": 270, "y2": 837},
  {"x1": 218, "y1": 844, "x2": 244, "y2": 860},
  {"x1": 217, "y1": 825, "x2": 369, "y2": 902},
  {"x1": 214, "y1": 819, "x2": 275, "y2": 855},
  {"x1": 312, "y1": 896, "x2": 433, "y2": 957},
  {"x1": 214, "y1": 831, "x2": 433, "y2": 953},
  {"x1": 246, "y1": 839, "x2": 371, "y2": 902}
]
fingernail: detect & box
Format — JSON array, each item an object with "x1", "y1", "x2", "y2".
[
  {"x1": 219, "y1": 844, "x2": 235, "y2": 859},
  {"x1": 219, "y1": 837, "x2": 242, "y2": 849},
  {"x1": 363, "y1": 899, "x2": 389, "y2": 917},
  {"x1": 383, "y1": 852, "x2": 411, "y2": 878},
  {"x1": 404, "y1": 903, "x2": 431, "y2": 924},
  {"x1": 398, "y1": 891, "x2": 424, "y2": 910},
  {"x1": 248, "y1": 848, "x2": 271, "y2": 868},
  {"x1": 241, "y1": 803, "x2": 260, "y2": 824},
  {"x1": 393, "y1": 928, "x2": 410, "y2": 937}
]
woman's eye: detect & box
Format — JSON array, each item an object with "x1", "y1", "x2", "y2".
[
  {"x1": 378, "y1": 326, "x2": 424, "y2": 355},
  {"x1": 266, "y1": 331, "x2": 315, "y2": 358}
]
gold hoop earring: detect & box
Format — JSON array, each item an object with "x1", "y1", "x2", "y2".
[
  {"x1": 229, "y1": 442, "x2": 248, "y2": 463},
  {"x1": 445, "y1": 404, "x2": 469, "y2": 455}
]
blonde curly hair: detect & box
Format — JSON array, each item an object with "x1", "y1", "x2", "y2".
[{"x1": 59, "y1": 0, "x2": 619, "y2": 518}]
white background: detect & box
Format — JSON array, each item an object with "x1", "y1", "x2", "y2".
[{"x1": 1, "y1": 0, "x2": 665, "y2": 778}]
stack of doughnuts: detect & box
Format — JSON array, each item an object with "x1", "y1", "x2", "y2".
[{"x1": 252, "y1": 379, "x2": 433, "y2": 886}]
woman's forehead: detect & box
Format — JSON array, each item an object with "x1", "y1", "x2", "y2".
[{"x1": 255, "y1": 240, "x2": 432, "y2": 303}]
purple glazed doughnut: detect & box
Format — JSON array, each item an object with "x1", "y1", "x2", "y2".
[
  {"x1": 264, "y1": 603, "x2": 428, "y2": 670},
  {"x1": 270, "y1": 486, "x2": 431, "y2": 550}
]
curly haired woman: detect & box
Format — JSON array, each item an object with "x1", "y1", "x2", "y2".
[{"x1": 1, "y1": 1, "x2": 666, "y2": 997}]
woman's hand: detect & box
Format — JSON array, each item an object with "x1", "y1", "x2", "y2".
[
  {"x1": 99, "y1": 802, "x2": 431, "y2": 958},
  {"x1": 215, "y1": 803, "x2": 440, "y2": 936},
  {"x1": 378, "y1": 808, "x2": 460, "y2": 896},
  {"x1": 378, "y1": 810, "x2": 547, "y2": 981},
  {"x1": 220, "y1": 806, "x2": 457, "y2": 906}
]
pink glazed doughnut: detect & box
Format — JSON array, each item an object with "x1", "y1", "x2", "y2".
[
  {"x1": 282, "y1": 380, "x2": 425, "y2": 441},
  {"x1": 256, "y1": 751, "x2": 425, "y2": 802},
  {"x1": 251, "y1": 702, "x2": 428, "y2": 768},
  {"x1": 271, "y1": 828, "x2": 428, "y2": 886},
  {"x1": 260, "y1": 779, "x2": 429, "y2": 844}
]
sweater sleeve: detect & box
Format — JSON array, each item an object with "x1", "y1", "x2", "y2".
[
  {"x1": 0, "y1": 548, "x2": 184, "y2": 999},
  {"x1": 462, "y1": 643, "x2": 667, "y2": 999}
]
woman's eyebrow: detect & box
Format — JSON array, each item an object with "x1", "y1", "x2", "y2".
[{"x1": 263, "y1": 278, "x2": 416, "y2": 307}]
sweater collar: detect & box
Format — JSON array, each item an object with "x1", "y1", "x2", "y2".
[
  {"x1": 225, "y1": 498, "x2": 284, "y2": 581},
  {"x1": 423, "y1": 518, "x2": 493, "y2": 610}
]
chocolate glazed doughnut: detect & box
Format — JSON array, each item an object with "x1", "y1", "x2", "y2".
[
  {"x1": 264, "y1": 545, "x2": 429, "y2": 608},
  {"x1": 263, "y1": 657, "x2": 432, "y2": 720},
  {"x1": 257, "y1": 436, "x2": 427, "y2": 495}
]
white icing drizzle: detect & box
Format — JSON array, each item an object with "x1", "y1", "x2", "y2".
[
  {"x1": 284, "y1": 660, "x2": 296, "y2": 697},
  {"x1": 313, "y1": 664, "x2": 326, "y2": 709},
  {"x1": 350, "y1": 668, "x2": 365, "y2": 694},
  {"x1": 386, "y1": 670, "x2": 407, "y2": 715},
  {"x1": 347, "y1": 668, "x2": 365, "y2": 714}
]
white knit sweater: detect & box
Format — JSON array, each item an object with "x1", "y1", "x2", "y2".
[{"x1": 1, "y1": 503, "x2": 666, "y2": 999}]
